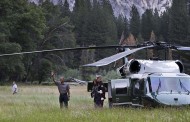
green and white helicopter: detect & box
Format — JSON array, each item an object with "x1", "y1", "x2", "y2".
[{"x1": 84, "y1": 42, "x2": 190, "y2": 107}]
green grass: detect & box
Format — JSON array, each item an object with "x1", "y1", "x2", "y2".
[{"x1": 1, "y1": 85, "x2": 190, "y2": 122}]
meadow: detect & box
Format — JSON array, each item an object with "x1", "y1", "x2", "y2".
[{"x1": 0, "y1": 84, "x2": 190, "y2": 122}]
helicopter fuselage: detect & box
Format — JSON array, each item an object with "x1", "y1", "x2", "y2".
[{"x1": 108, "y1": 59, "x2": 190, "y2": 107}]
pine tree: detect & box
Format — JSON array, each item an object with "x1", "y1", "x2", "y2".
[
  {"x1": 71, "y1": 0, "x2": 92, "y2": 67},
  {"x1": 102, "y1": 0, "x2": 117, "y2": 45},
  {"x1": 71, "y1": 0, "x2": 91, "y2": 46},
  {"x1": 102, "y1": 0, "x2": 114, "y2": 17},
  {"x1": 129, "y1": 5, "x2": 140, "y2": 39},
  {"x1": 115, "y1": 14, "x2": 125, "y2": 40},
  {"x1": 141, "y1": 9, "x2": 154, "y2": 41},
  {"x1": 152, "y1": 8, "x2": 161, "y2": 39},
  {"x1": 168, "y1": 0, "x2": 189, "y2": 45},
  {"x1": 60, "y1": 0, "x2": 71, "y2": 17},
  {"x1": 160, "y1": 10, "x2": 169, "y2": 42},
  {"x1": 124, "y1": 17, "x2": 129, "y2": 38}
]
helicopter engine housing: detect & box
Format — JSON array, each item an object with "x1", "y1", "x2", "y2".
[
  {"x1": 175, "y1": 60, "x2": 184, "y2": 73},
  {"x1": 127, "y1": 59, "x2": 141, "y2": 73},
  {"x1": 125, "y1": 59, "x2": 183, "y2": 74}
]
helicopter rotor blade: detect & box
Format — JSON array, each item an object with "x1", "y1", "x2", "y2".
[
  {"x1": 0, "y1": 45, "x2": 136, "y2": 57},
  {"x1": 84, "y1": 45, "x2": 154, "y2": 67},
  {"x1": 176, "y1": 47, "x2": 190, "y2": 51}
]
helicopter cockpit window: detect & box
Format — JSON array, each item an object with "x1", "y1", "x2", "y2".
[
  {"x1": 149, "y1": 77, "x2": 190, "y2": 93},
  {"x1": 115, "y1": 82, "x2": 128, "y2": 95}
]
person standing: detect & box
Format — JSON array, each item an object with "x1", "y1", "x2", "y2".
[
  {"x1": 12, "y1": 81, "x2": 18, "y2": 95},
  {"x1": 51, "y1": 72, "x2": 70, "y2": 108},
  {"x1": 91, "y1": 75, "x2": 106, "y2": 108}
]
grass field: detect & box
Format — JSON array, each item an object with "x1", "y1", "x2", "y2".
[{"x1": 1, "y1": 85, "x2": 190, "y2": 122}]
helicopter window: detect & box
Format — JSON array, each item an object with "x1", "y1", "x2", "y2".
[
  {"x1": 179, "y1": 78, "x2": 190, "y2": 92},
  {"x1": 115, "y1": 82, "x2": 128, "y2": 94},
  {"x1": 133, "y1": 80, "x2": 144, "y2": 95},
  {"x1": 149, "y1": 77, "x2": 190, "y2": 93},
  {"x1": 134, "y1": 82, "x2": 140, "y2": 95},
  {"x1": 116, "y1": 87, "x2": 128, "y2": 94}
]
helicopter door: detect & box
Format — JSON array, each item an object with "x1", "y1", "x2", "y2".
[
  {"x1": 110, "y1": 79, "x2": 130, "y2": 106},
  {"x1": 132, "y1": 79, "x2": 144, "y2": 105}
]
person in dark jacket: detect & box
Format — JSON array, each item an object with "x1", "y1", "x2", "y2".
[{"x1": 91, "y1": 75, "x2": 106, "y2": 108}]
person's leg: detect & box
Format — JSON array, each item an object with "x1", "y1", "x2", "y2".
[
  {"x1": 63, "y1": 94, "x2": 68, "y2": 108},
  {"x1": 60, "y1": 102, "x2": 63, "y2": 108},
  {"x1": 64, "y1": 100, "x2": 68, "y2": 108},
  {"x1": 94, "y1": 98, "x2": 100, "y2": 108},
  {"x1": 59, "y1": 95, "x2": 64, "y2": 108},
  {"x1": 95, "y1": 100, "x2": 102, "y2": 108},
  {"x1": 94, "y1": 102, "x2": 98, "y2": 108},
  {"x1": 100, "y1": 100, "x2": 104, "y2": 107}
]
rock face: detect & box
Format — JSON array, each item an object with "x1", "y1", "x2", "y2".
[
  {"x1": 110, "y1": 0, "x2": 172, "y2": 18},
  {"x1": 29, "y1": 0, "x2": 75, "y2": 10},
  {"x1": 29, "y1": 0, "x2": 172, "y2": 18}
]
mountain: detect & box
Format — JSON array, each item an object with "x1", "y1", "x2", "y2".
[
  {"x1": 29, "y1": 0, "x2": 75, "y2": 10},
  {"x1": 110, "y1": 0, "x2": 172, "y2": 18},
  {"x1": 29, "y1": 0, "x2": 172, "y2": 18}
]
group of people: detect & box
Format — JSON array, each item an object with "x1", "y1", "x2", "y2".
[
  {"x1": 11, "y1": 72, "x2": 106, "y2": 109},
  {"x1": 51, "y1": 72, "x2": 106, "y2": 109}
]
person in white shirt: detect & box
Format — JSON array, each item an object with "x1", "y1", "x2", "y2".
[{"x1": 12, "y1": 81, "x2": 18, "y2": 94}]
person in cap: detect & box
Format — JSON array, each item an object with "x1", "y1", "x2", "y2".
[
  {"x1": 91, "y1": 75, "x2": 106, "y2": 108},
  {"x1": 51, "y1": 72, "x2": 70, "y2": 108}
]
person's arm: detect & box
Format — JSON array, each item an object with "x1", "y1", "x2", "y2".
[
  {"x1": 90, "y1": 86, "x2": 95, "y2": 98},
  {"x1": 67, "y1": 85, "x2": 70, "y2": 97},
  {"x1": 68, "y1": 89, "x2": 70, "y2": 97},
  {"x1": 51, "y1": 72, "x2": 56, "y2": 83}
]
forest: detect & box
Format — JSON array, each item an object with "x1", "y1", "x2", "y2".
[{"x1": 0, "y1": 0, "x2": 189, "y2": 83}]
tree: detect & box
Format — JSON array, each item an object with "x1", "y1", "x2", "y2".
[
  {"x1": 0, "y1": 0, "x2": 46, "y2": 82},
  {"x1": 71, "y1": 0, "x2": 91, "y2": 46},
  {"x1": 152, "y1": 8, "x2": 161, "y2": 39},
  {"x1": 0, "y1": 43, "x2": 25, "y2": 82},
  {"x1": 123, "y1": 17, "x2": 129, "y2": 38},
  {"x1": 129, "y1": 5, "x2": 140, "y2": 39},
  {"x1": 40, "y1": 0, "x2": 76, "y2": 70},
  {"x1": 160, "y1": 10, "x2": 169, "y2": 42},
  {"x1": 168, "y1": 0, "x2": 190, "y2": 73},
  {"x1": 38, "y1": 58, "x2": 52, "y2": 84},
  {"x1": 60, "y1": 0, "x2": 71, "y2": 17},
  {"x1": 115, "y1": 14, "x2": 125, "y2": 40},
  {"x1": 13, "y1": 4, "x2": 46, "y2": 82},
  {"x1": 141, "y1": 9, "x2": 154, "y2": 41},
  {"x1": 70, "y1": 0, "x2": 91, "y2": 67},
  {"x1": 80, "y1": 49, "x2": 96, "y2": 80},
  {"x1": 168, "y1": 0, "x2": 189, "y2": 45}
]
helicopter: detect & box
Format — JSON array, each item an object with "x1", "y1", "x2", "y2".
[
  {"x1": 84, "y1": 41, "x2": 190, "y2": 107},
  {"x1": 1, "y1": 41, "x2": 190, "y2": 107}
]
